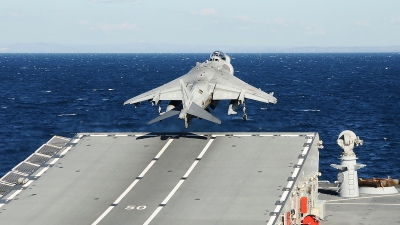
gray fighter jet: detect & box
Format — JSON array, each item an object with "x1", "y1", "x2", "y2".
[{"x1": 124, "y1": 51, "x2": 277, "y2": 128}]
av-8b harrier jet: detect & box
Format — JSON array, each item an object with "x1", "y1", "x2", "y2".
[{"x1": 124, "y1": 51, "x2": 277, "y2": 128}]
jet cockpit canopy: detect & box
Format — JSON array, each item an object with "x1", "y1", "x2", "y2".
[{"x1": 210, "y1": 51, "x2": 226, "y2": 61}]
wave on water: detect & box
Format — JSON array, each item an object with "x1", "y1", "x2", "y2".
[
  {"x1": 57, "y1": 114, "x2": 78, "y2": 117},
  {"x1": 0, "y1": 53, "x2": 399, "y2": 182},
  {"x1": 291, "y1": 109, "x2": 321, "y2": 112}
]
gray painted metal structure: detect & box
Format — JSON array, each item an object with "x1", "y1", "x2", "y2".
[
  {"x1": 123, "y1": 51, "x2": 277, "y2": 128},
  {"x1": 318, "y1": 183, "x2": 400, "y2": 225},
  {"x1": 0, "y1": 132, "x2": 320, "y2": 225},
  {"x1": 1, "y1": 132, "x2": 398, "y2": 224}
]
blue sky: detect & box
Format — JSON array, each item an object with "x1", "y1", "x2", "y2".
[{"x1": 1, "y1": 0, "x2": 400, "y2": 52}]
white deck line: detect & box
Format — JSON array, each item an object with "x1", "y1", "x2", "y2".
[
  {"x1": 0, "y1": 180, "x2": 14, "y2": 186},
  {"x1": 280, "y1": 191, "x2": 289, "y2": 202},
  {"x1": 44, "y1": 143, "x2": 62, "y2": 149},
  {"x1": 154, "y1": 139, "x2": 173, "y2": 159},
  {"x1": 34, "y1": 167, "x2": 49, "y2": 177},
  {"x1": 22, "y1": 180, "x2": 34, "y2": 188},
  {"x1": 292, "y1": 168, "x2": 300, "y2": 178},
  {"x1": 297, "y1": 158, "x2": 304, "y2": 165},
  {"x1": 185, "y1": 134, "x2": 205, "y2": 137},
  {"x1": 53, "y1": 135, "x2": 71, "y2": 141},
  {"x1": 91, "y1": 138, "x2": 174, "y2": 225},
  {"x1": 274, "y1": 205, "x2": 282, "y2": 212},
  {"x1": 143, "y1": 206, "x2": 163, "y2": 225},
  {"x1": 49, "y1": 158, "x2": 60, "y2": 165},
  {"x1": 90, "y1": 134, "x2": 108, "y2": 137},
  {"x1": 143, "y1": 138, "x2": 214, "y2": 225},
  {"x1": 267, "y1": 216, "x2": 277, "y2": 225},
  {"x1": 233, "y1": 134, "x2": 252, "y2": 137},
  {"x1": 34, "y1": 152, "x2": 51, "y2": 158},
  {"x1": 138, "y1": 161, "x2": 156, "y2": 178},
  {"x1": 12, "y1": 171, "x2": 27, "y2": 176},
  {"x1": 6, "y1": 190, "x2": 22, "y2": 201},
  {"x1": 286, "y1": 181, "x2": 294, "y2": 188},
  {"x1": 91, "y1": 206, "x2": 115, "y2": 225},
  {"x1": 114, "y1": 134, "x2": 128, "y2": 137},
  {"x1": 182, "y1": 161, "x2": 199, "y2": 179},
  {"x1": 23, "y1": 161, "x2": 40, "y2": 167},
  {"x1": 307, "y1": 138, "x2": 313, "y2": 143},
  {"x1": 71, "y1": 138, "x2": 80, "y2": 143},
  {"x1": 281, "y1": 134, "x2": 299, "y2": 137},
  {"x1": 60, "y1": 146, "x2": 72, "y2": 156},
  {"x1": 135, "y1": 134, "x2": 157, "y2": 137},
  {"x1": 113, "y1": 180, "x2": 140, "y2": 204},
  {"x1": 47, "y1": 136, "x2": 58, "y2": 143},
  {"x1": 197, "y1": 139, "x2": 214, "y2": 159},
  {"x1": 302, "y1": 147, "x2": 309, "y2": 155},
  {"x1": 160, "y1": 180, "x2": 185, "y2": 205}
]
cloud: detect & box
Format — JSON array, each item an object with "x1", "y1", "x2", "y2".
[
  {"x1": 390, "y1": 18, "x2": 400, "y2": 25},
  {"x1": 235, "y1": 15, "x2": 251, "y2": 22},
  {"x1": 79, "y1": 20, "x2": 139, "y2": 32},
  {"x1": 256, "y1": 18, "x2": 295, "y2": 27},
  {"x1": 190, "y1": 27, "x2": 203, "y2": 32},
  {"x1": 271, "y1": 19, "x2": 291, "y2": 27},
  {"x1": 302, "y1": 22, "x2": 325, "y2": 36},
  {"x1": 91, "y1": 0, "x2": 141, "y2": 4},
  {"x1": 189, "y1": 8, "x2": 217, "y2": 16},
  {"x1": 7, "y1": 9, "x2": 25, "y2": 18},
  {"x1": 233, "y1": 16, "x2": 295, "y2": 28},
  {"x1": 355, "y1": 20, "x2": 370, "y2": 27},
  {"x1": 0, "y1": 47, "x2": 10, "y2": 52}
]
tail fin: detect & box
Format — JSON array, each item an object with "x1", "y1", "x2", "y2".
[
  {"x1": 147, "y1": 105, "x2": 183, "y2": 125},
  {"x1": 187, "y1": 103, "x2": 221, "y2": 124}
]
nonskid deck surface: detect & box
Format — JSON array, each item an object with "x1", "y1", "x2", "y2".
[
  {"x1": 318, "y1": 184, "x2": 400, "y2": 225},
  {"x1": 0, "y1": 132, "x2": 317, "y2": 225}
]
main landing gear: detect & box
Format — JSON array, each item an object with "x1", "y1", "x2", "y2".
[
  {"x1": 242, "y1": 102, "x2": 247, "y2": 121},
  {"x1": 228, "y1": 99, "x2": 247, "y2": 121}
]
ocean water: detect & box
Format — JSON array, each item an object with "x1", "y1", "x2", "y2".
[{"x1": 0, "y1": 53, "x2": 399, "y2": 182}]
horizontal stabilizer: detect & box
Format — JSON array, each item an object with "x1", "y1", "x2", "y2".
[
  {"x1": 148, "y1": 107, "x2": 181, "y2": 125},
  {"x1": 187, "y1": 103, "x2": 221, "y2": 124}
]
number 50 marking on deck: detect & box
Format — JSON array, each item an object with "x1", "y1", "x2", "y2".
[{"x1": 125, "y1": 205, "x2": 147, "y2": 211}]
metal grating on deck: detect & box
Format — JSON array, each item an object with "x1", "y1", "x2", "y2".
[
  {"x1": 0, "y1": 135, "x2": 71, "y2": 199},
  {"x1": 12, "y1": 162, "x2": 40, "y2": 175},
  {"x1": 47, "y1": 136, "x2": 71, "y2": 148},
  {"x1": 26, "y1": 154, "x2": 51, "y2": 165},
  {"x1": 37, "y1": 144, "x2": 61, "y2": 156},
  {"x1": 0, "y1": 182, "x2": 15, "y2": 196},
  {"x1": 0, "y1": 172, "x2": 26, "y2": 184}
]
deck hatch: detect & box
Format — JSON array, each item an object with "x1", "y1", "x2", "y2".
[
  {"x1": 26, "y1": 154, "x2": 51, "y2": 165},
  {"x1": 37, "y1": 144, "x2": 61, "y2": 156},
  {"x1": 0, "y1": 182, "x2": 15, "y2": 196},
  {"x1": 47, "y1": 136, "x2": 71, "y2": 148},
  {"x1": 13, "y1": 162, "x2": 39, "y2": 175},
  {"x1": 0, "y1": 172, "x2": 27, "y2": 184}
]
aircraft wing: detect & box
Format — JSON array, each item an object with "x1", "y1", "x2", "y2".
[
  {"x1": 212, "y1": 75, "x2": 277, "y2": 104},
  {"x1": 124, "y1": 74, "x2": 194, "y2": 105}
]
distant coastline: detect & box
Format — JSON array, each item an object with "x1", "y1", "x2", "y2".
[{"x1": 1, "y1": 43, "x2": 400, "y2": 54}]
